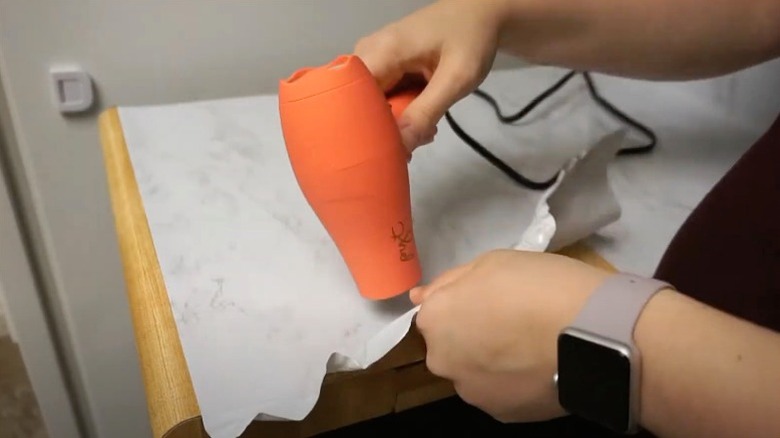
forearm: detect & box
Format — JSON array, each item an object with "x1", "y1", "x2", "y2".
[
  {"x1": 495, "y1": 0, "x2": 780, "y2": 80},
  {"x1": 634, "y1": 289, "x2": 780, "y2": 437}
]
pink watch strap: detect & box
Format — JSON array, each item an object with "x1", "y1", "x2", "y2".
[{"x1": 571, "y1": 274, "x2": 672, "y2": 345}]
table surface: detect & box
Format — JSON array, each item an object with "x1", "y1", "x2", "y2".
[
  {"x1": 99, "y1": 106, "x2": 618, "y2": 438},
  {"x1": 98, "y1": 68, "x2": 764, "y2": 438}
]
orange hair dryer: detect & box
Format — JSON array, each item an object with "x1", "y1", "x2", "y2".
[{"x1": 278, "y1": 55, "x2": 422, "y2": 300}]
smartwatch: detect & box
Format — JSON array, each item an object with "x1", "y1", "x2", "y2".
[{"x1": 555, "y1": 273, "x2": 672, "y2": 434}]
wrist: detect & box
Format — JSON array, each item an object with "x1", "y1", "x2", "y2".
[
  {"x1": 633, "y1": 287, "x2": 686, "y2": 434},
  {"x1": 493, "y1": 0, "x2": 519, "y2": 49},
  {"x1": 556, "y1": 273, "x2": 673, "y2": 433}
]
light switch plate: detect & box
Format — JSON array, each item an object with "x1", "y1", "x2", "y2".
[{"x1": 50, "y1": 65, "x2": 94, "y2": 113}]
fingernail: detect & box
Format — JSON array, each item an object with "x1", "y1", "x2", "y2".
[
  {"x1": 400, "y1": 124, "x2": 419, "y2": 151},
  {"x1": 409, "y1": 286, "x2": 423, "y2": 303},
  {"x1": 420, "y1": 126, "x2": 438, "y2": 145}
]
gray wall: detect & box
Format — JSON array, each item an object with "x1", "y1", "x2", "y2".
[{"x1": 0, "y1": 1, "x2": 430, "y2": 436}]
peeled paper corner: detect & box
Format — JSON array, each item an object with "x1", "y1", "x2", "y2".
[{"x1": 516, "y1": 129, "x2": 626, "y2": 253}]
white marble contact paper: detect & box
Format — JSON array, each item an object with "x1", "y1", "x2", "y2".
[
  {"x1": 118, "y1": 66, "x2": 768, "y2": 438},
  {"x1": 119, "y1": 68, "x2": 624, "y2": 438}
]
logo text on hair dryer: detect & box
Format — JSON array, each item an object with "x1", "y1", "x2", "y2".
[{"x1": 391, "y1": 221, "x2": 416, "y2": 262}]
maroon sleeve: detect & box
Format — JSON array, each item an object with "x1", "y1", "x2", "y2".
[{"x1": 654, "y1": 113, "x2": 780, "y2": 331}]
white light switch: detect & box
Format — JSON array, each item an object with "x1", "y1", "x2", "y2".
[{"x1": 50, "y1": 65, "x2": 94, "y2": 113}]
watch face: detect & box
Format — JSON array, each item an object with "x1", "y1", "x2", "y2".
[{"x1": 557, "y1": 332, "x2": 632, "y2": 433}]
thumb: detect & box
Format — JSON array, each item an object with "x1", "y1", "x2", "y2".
[
  {"x1": 409, "y1": 262, "x2": 473, "y2": 305},
  {"x1": 354, "y1": 36, "x2": 405, "y2": 92},
  {"x1": 399, "y1": 55, "x2": 477, "y2": 151}
]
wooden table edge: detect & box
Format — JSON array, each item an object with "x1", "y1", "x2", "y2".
[
  {"x1": 99, "y1": 107, "x2": 202, "y2": 438},
  {"x1": 98, "y1": 106, "x2": 617, "y2": 437}
]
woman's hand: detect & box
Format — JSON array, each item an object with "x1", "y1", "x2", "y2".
[
  {"x1": 410, "y1": 249, "x2": 611, "y2": 422},
  {"x1": 412, "y1": 248, "x2": 780, "y2": 437},
  {"x1": 354, "y1": 0, "x2": 507, "y2": 152}
]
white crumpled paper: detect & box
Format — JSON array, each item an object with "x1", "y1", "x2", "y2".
[
  {"x1": 517, "y1": 130, "x2": 625, "y2": 252},
  {"x1": 120, "y1": 68, "x2": 627, "y2": 438}
]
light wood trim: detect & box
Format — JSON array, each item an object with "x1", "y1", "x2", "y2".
[
  {"x1": 557, "y1": 243, "x2": 617, "y2": 273},
  {"x1": 99, "y1": 108, "x2": 201, "y2": 437},
  {"x1": 394, "y1": 363, "x2": 456, "y2": 412}
]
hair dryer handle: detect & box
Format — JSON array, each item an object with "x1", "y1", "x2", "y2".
[{"x1": 387, "y1": 87, "x2": 422, "y2": 123}]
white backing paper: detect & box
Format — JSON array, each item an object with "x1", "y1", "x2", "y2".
[{"x1": 517, "y1": 130, "x2": 625, "y2": 252}]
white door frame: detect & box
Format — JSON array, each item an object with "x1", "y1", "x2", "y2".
[{"x1": 0, "y1": 157, "x2": 83, "y2": 437}]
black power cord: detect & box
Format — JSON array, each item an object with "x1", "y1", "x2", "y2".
[{"x1": 444, "y1": 71, "x2": 657, "y2": 190}]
